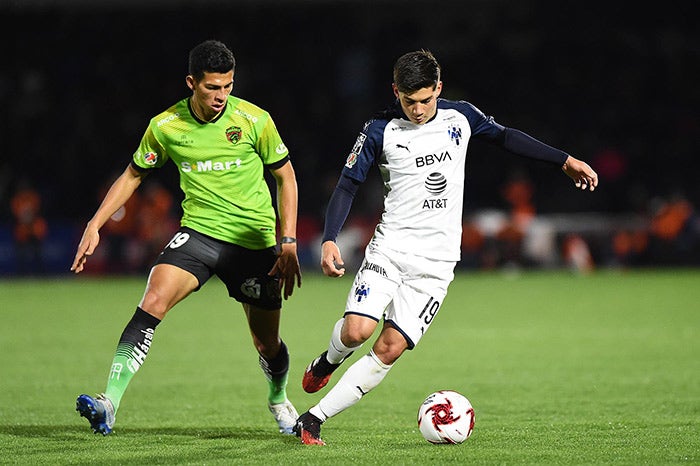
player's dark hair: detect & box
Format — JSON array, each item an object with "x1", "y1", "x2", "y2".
[
  {"x1": 188, "y1": 40, "x2": 235, "y2": 81},
  {"x1": 393, "y1": 50, "x2": 441, "y2": 94}
]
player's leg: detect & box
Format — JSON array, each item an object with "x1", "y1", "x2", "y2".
[
  {"x1": 244, "y1": 303, "x2": 287, "y2": 403},
  {"x1": 220, "y1": 244, "x2": 297, "y2": 434},
  {"x1": 296, "y1": 246, "x2": 400, "y2": 444},
  {"x1": 302, "y1": 314, "x2": 377, "y2": 393},
  {"x1": 77, "y1": 228, "x2": 211, "y2": 435},
  {"x1": 300, "y1": 321, "x2": 408, "y2": 419},
  {"x1": 108, "y1": 264, "x2": 198, "y2": 403},
  {"x1": 244, "y1": 303, "x2": 298, "y2": 433},
  {"x1": 303, "y1": 245, "x2": 399, "y2": 395},
  {"x1": 77, "y1": 264, "x2": 199, "y2": 434},
  {"x1": 296, "y1": 251, "x2": 454, "y2": 445},
  {"x1": 312, "y1": 323, "x2": 405, "y2": 415},
  {"x1": 295, "y1": 328, "x2": 402, "y2": 446}
]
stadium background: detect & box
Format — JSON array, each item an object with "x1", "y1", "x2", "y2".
[{"x1": 1, "y1": 0, "x2": 698, "y2": 275}]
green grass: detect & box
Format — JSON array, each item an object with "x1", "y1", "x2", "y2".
[{"x1": 1, "y1": 270, "x2": 698, "y2": 464}]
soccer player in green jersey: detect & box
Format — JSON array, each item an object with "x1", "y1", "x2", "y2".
[{"x1": 71, "y1": 40, "x2": 302, "y2": 435}]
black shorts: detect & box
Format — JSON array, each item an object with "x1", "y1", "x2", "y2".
[{"x1": 155, "y1": 226, "x2": 282, "y2": 310}]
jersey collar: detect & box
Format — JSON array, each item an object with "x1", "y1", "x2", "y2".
[
  {"x1": 393, "y1": 99, "x2": 440, "y2": 125},
  {"x1": 187, "y1": 97, "x2": 228, "y2": 125}
]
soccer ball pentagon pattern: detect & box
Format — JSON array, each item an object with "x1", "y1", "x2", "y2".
[{"x1": 417, "y1": 390, "x2": 475, "y2": 444}]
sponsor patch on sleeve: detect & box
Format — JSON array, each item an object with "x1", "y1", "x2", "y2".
[
  {"x1": 345, "y1": 133, "x2": 366, "y2": 168},
  {"x1": 143, "y1": 152, "x2": 158, "y2": 166}
]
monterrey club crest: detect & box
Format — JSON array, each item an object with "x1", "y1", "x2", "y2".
[{"x1": 226, "y1": 126, "x2": 242, "y2": 144}]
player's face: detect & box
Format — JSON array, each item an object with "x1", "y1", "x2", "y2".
[
  {"x1": 186, "y1": 70, "x2": 234, "y2": 121},
  {"x1": 393, "y1": 81, "x2": 442, "y2": 125}
]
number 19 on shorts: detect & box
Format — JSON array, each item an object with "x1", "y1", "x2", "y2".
[{"x1": 418, "y1": 296, "x2": 440, "y2": 325}]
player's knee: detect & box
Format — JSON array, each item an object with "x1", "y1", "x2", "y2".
[
  {"x1": 372, "y1": 344, "x2": 403, "y2": 365},
  {"x1": 254, "y1": 337, "x2": 281, "y2": 359},
  {"x1": 341, "y1": 316, "x2": 377, "y2": 347},
  {"x1": 139, "y1": 291, "x2": 171, "y2": 320},
  {"x1": 342, "y1": 326, "x2": 373, "y2": 347},
  {"x1": 372, "y1": 336, "x2": 408, "y2": 365}
]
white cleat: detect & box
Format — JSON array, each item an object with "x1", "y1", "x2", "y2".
[{"x1": 268, "y1": 399, "x2": 299, "y2": 434}]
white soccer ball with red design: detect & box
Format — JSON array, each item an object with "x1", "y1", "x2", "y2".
[{"x1": 417, "y1": 390, "x2": 475, "y2": 444}]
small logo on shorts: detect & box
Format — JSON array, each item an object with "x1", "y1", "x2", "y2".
[
  {"x1": 354, "y1": 282, "x2": 370, "y2": 302},
  {"x1": 241, "y1": 278, "x2": 262, "y2": 299}
]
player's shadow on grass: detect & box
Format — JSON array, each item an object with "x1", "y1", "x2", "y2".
[{"x1": 0, "y1": 424, "x2": 297, "y2": 442}]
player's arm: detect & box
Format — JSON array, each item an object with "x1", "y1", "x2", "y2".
[
  {"x1": 71, "y1": 163, "x2": 146, "y2": 274},
  {"x1": 498, "y1": 127, "x2": 598, "y2": 192},
  {"x1": 320, "y1": 174, "x2": 360, "y2": 278},
  {"x1": 269, "y1": 159, "x2": 302, "y2": 299}
]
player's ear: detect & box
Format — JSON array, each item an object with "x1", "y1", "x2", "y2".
[
  {"x1": 392, "y1": 83, "x2": 400, "y2": 98},
  {"x1": 185, "y1": 75, "x2": 196, "y2": 92},
  {"x1": 435, "y1": 81, "x2": 443, "y2": 97}
]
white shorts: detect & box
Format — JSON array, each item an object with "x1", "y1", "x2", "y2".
[{"x1": 344, "y1": 243, "x2": 456, "y2": 349}]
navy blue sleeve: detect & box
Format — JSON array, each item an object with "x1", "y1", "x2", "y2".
[
  {"x1": 322, "y1": 174, "x2": 360, "y2": 243},
  {"x1": 500, "y1": 127, "x2": 569, "y2": 165},
  {"x1": 445, "y1": 100, "x2": 569, "y2": 166},
  {"x1": 341, "y1": 118, "x2": 387, "y2": 183},
  {"x1": 442, "y1": 100, "x2": 505, "y2": 139},
  {"x1": 322, "y1": 118, "x2": 383, "y2": 242}
]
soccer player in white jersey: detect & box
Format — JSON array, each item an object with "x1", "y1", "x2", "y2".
[{"x1": 293, "y1": 50, "x2": 598, "y2": 445}]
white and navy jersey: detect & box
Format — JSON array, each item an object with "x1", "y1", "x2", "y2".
[{"x1": 341, "y1": 98, "x2": 505, "y2": 261}]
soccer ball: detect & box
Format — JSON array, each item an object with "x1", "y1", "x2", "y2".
[{"x1": 417, "y1": 390, "x2": 475, "y2": 444}]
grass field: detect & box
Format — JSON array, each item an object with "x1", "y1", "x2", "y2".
[{"x1": 1, "y1": 269, "x2": 698, "y2": 464}]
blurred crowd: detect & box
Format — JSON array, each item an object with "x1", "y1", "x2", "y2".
[
  {"x1": 1, "y1": 1, "x2": 698, "y2": 274},
  {"x1": 8, "y1": 177, "x2": 179, "y2": 275},
  {"x1": 9, "y1": 170, "x2": 698, "y2": 275}
]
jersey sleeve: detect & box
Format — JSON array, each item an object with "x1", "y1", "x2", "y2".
[
  {"x1": 132, "y1": 122, "x2": 169, "y2": 170},
  {"x1": 340, "y1": 118, "x2": 386, "y2": 183},
  {"x1": 322, "y1": 174, "x2": 360, "y2": 243},
  {"x1": 453, "y1": 101, "x2": 568, "y2": 165},
  {"x1": 256, "y1": 114, "x2": 289, "y2": 166},
  {"x1": 449, "y1": 100, "x2": 506, "y2": 141}
]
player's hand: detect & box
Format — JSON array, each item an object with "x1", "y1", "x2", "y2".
[
  {"x1": 71, "y1": 224, "x2": 100, "y2": 274},
  {"x1": 562, "y1": 156, "x2": 598, "y2": 192},
  {"x1": 321, "y1": 241, "x2": 346, "y2": 278},
  {"x1": 270, "y1": 243, "x2": 302, "y2": 300}
]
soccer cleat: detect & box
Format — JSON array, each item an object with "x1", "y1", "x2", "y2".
[
  {"x1": 293, "y1": 411, "x2": 325, "y2": 445},
  {"x1": 268, "y1": 399, "x2": 299, "y2": 434},
  {"x1": 302, "y1": 351, "x2": 344, "y2": 393},
  {"x1": 76, "y1": 393, "x2": 115, "y2": 435}
]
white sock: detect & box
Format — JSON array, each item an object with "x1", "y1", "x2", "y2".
[
  {"x1": 326, "y1": 318, "x2": 361, "y2": 364},
  {"x1": 311, "y1": 350, "x2": 392, "y2": 421}
]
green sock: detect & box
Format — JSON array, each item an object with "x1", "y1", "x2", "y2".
[
  {"x1": 267, "y1": 372, "x2": 289, "y2": 405},
  {"x1": 259, "y1": 341, "x2": 289, "y2": 405},
  {"x1": 104, "y1": 307, "x2": 161, "y2": 412}
]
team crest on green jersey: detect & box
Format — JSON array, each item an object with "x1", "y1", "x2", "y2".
[{"x1": 226, "y1": 126, "x2": 242, "y2": 144}]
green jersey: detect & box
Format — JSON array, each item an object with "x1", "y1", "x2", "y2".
[{"x1": 132, "y1": 96, "x2": 289, "y2": 249}]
